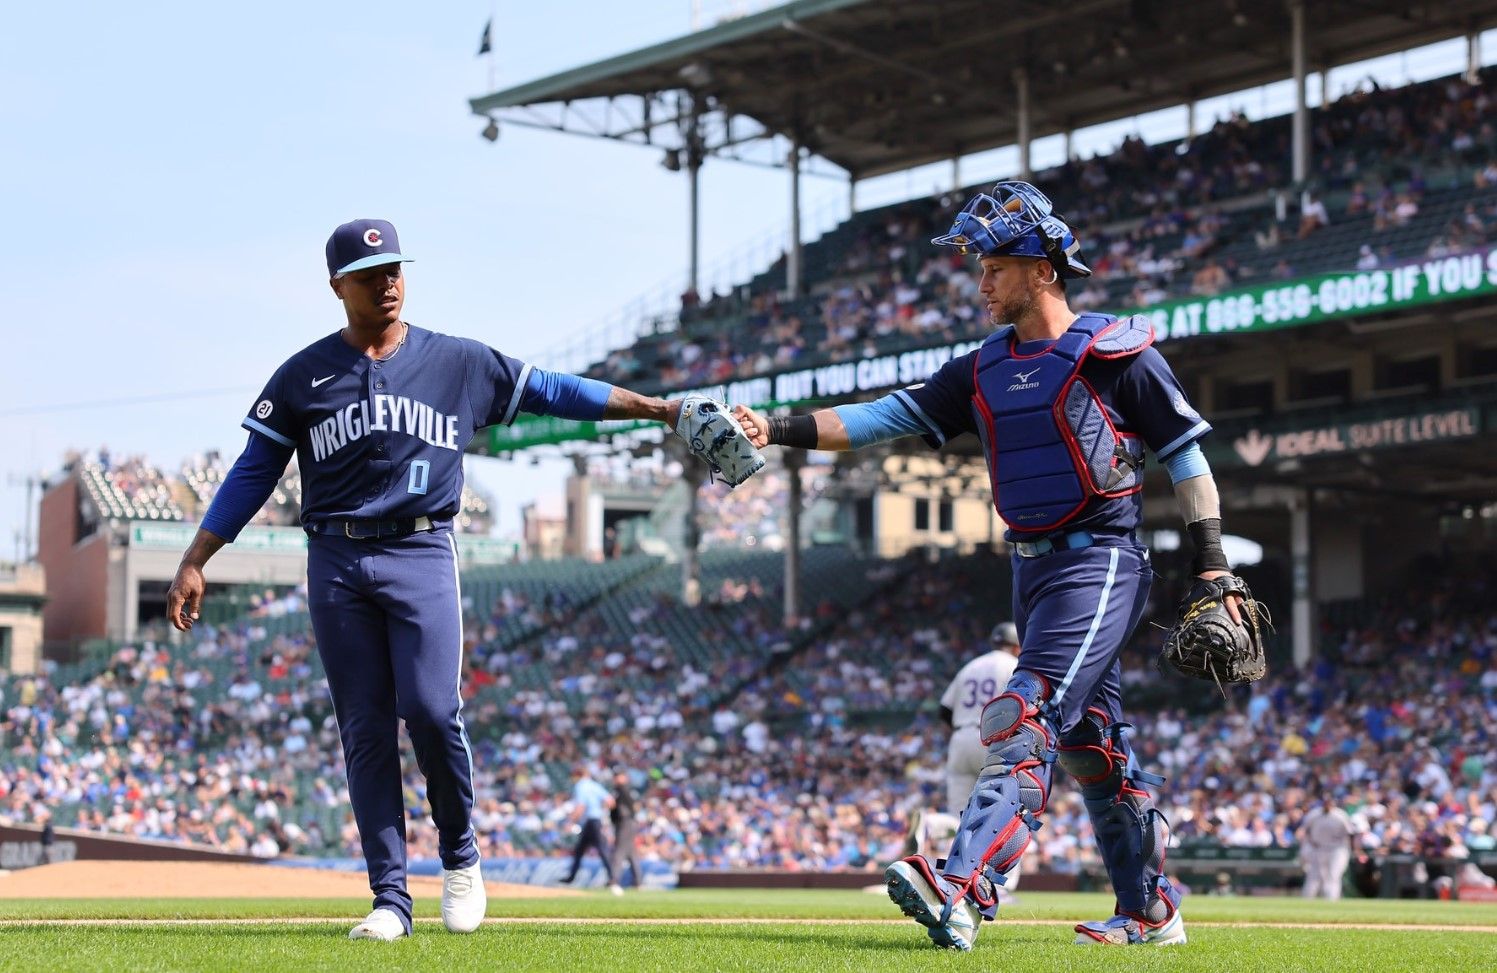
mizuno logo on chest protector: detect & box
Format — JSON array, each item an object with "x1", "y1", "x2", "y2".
[{"x1": 1008, "y1": 367, "x2": 1042, "y2": 391}]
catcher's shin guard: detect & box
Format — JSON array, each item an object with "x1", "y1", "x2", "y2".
[
  {"x1": 1058, "y1": 709, "x2": 1171, "y2": 920},
  {"x1": 940, "y1": 671, "x2": 1056, "y2": 921}
]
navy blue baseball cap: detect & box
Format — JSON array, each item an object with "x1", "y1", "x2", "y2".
[{"x1": 325, "y1": 219, "x2": 414, "y2": 278}]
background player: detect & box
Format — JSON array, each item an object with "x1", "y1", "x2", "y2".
[
  {"x1": 165, "y1": 219, "x2": 694, "y2": 941},
  {"x1": 940, "y1": 622, "x2": 1021, "y2": 895},
  {"x1": 941, "y1": 622, "x2": 1021, "y2": 818},
  {"x1": 1298, "y1": 794, "x2": 1357, "y2": 900},
  {"x1": 733, "y1": 180, "x2": 1250, "y2": 950},
  {"x1": 607, "y1": 768, "x2": 641, "y2": 895},
  {"x1": 559, "y1": 764, "x2": 615, "y2": 887}
]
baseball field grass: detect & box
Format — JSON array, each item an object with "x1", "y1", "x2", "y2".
[{"x1": 1, "y1": 889, "x2": 1493, "y2": 972}]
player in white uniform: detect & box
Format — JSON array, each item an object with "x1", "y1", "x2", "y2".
[
  {"x1": 939, "y1": 623, "x2": 1022, "y2": 894},
  {"x1": 1297, "y1": 797, "x2": 1356, "y2": 900},
  {"x1": 899, "y1": 625, "x2": 1019, "y2": 871},
  {"x1": 941, "y1": 622, "x2": 1022, "y2": 816}
]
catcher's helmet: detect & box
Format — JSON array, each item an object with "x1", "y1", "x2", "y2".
[
  {"x1": 932, "y1": 180, "x2": 1092, "y2": 278},
  {"x1": 990, "y1": 621, "x2": 1020, "y2": 648}
]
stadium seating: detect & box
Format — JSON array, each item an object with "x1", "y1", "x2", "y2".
[
  {"x1": 12, "y1": 70, "x2": 1497, "y2": 881},
  {"x1": 77, "y1": 460, "x2": 183, "y2": 522},
  {"x1": 582, "y1": 69, "x2": 1497, "y2": 393}
]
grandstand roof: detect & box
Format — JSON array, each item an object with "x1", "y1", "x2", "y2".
[{"x1": 470, "y1": 0, "x2": 1497, "y2": 179}]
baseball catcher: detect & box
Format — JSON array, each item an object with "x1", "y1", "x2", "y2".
[
  {"x1": 732, "y1": 178, "x2": 1267, "y2": 950},
  {"x1": 1158, "y1": 572, "x2": 1271, "y2": 694},
  {"x1": 673, "y1": 393, "x2": 765, "y2": 487}
]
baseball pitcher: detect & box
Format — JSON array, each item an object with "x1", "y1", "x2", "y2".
[{"x1": 164, "y1": 219, "x2": 760, "y2": 941}]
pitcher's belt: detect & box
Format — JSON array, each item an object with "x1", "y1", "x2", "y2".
[{"x1": 306, "y1": 516, "x2": 439, "y2": 540}]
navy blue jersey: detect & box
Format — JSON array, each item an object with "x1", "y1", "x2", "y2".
[
  {"x1": 894, "y1": 338, "x2": 1210, "y2": 535},
  {"x1": 242, "y1": 325, "x2": 529, "y2": 525}
]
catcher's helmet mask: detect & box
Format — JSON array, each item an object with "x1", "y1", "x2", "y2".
[{"x1": 932, "y1": 180, "x2": 1092, "y2": 279}]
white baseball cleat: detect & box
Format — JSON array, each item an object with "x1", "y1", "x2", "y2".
[
  {"x1": 1074, "y1": 877, "x2": 1187, "y2": 946},
  {"x1": 608, "y1": 883, "x2": 624, "y2": 896},
  {"x1": 349, "y1": 907, "x2": 408, "y2": 941},
  {"x1": 441, "y1": 862, "x2": 488, "y2": 933},
  {"x1": 885, "y1": 857, "x2": 981, "y2": 951}
]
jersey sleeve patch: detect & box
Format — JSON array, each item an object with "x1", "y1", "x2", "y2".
[
  {"x1": 241, "y1": 362, "x2": 298, "y2": 447},
  {"x1": 1112, "y1": 346, "x2": 1213, "y2": 461}
]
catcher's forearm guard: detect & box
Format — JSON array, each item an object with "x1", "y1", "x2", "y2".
[{"x1": 1157, "y1": 574, "x2": 1271, "y2": 694}]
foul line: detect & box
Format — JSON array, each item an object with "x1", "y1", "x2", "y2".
[{"x1": 0, "y1": 917, "x2": 1493, "y2": 933}]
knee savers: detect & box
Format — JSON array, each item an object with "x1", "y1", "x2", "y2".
[
  {"x1": 1058, "y1": 709, "x2": 1170, "y2": 918},
  {"x1": 976, "y1": 670, "x2": 1057, "y2": 817},
  {"x1": 941, "y1": 671, "x2": 1057, "y2": 915}
]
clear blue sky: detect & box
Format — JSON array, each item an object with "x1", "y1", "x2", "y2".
[
  {"x1": 0, "y1": 3, "x2": 1482, "y2": 560},
  {"x1": 0, "y1": 2, "x2": 854, "y2": 556}
]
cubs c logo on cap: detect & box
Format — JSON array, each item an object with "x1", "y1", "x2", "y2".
[{"x1": 363, "y1": 228, "x2": 383, "y2": 247}]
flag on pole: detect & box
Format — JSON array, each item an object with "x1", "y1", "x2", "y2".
[{"x1": 478, "y1": 18, "x2": 493, "y2": 56}]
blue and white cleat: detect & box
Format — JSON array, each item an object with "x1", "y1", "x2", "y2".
[
  {"x1": 1074, "y1": 877, "x2": 1186, "y2": 946},
  {"x1": 885, "y1": 856, "x2": 982, "y2": 951}
]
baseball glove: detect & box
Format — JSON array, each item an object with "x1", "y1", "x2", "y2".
[
  {"x1": 673, "y1": 394, "x2": 766, "y2": 488},
  {"x1": 1157, "y1": 574, "x2": 1271, "y2": 694}
]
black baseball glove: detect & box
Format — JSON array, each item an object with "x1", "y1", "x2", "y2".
[{"x1": 1157, "y1": 574, "x2": 1271, "y2": 694}]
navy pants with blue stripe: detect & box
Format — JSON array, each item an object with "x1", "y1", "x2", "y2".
[
  {"x1": 307, "y1": 528, "x2": 478, "y2": 927},
  {"x1": 1010, "y1": 541, "x2": 1153, "y2": 737}
]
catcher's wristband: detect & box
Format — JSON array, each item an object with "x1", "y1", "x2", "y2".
[
  {"x1": 767, "y1": 414, "x2": 819, "y2": 450},
  {"x1": 1187, "y1": 517, "x2": 1230, "y2": 575}
]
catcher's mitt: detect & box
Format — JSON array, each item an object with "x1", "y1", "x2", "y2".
[
  {"x1": 1157, "y1": 574, "x2": 1271, "y2": 695},
  {"x1": 673, "y1": 394, "x2": 766, "y2": 488}
]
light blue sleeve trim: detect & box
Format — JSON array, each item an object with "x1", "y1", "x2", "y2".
[
  {"x1": 501, "y1": 363, "x2": 534, "y2": 426},
  {"x1": 1164, "y1": 442, "x2": 1210, "y2": 484},
  {"x1": 242, "y1": 417, "x2": 295, "y2": 448},
  {"x1": 833, "y1": 393, "x2": 934, "y2": 449},
  {"x1": 891, "y1": 390, "x2": 947, "y2": 445},
  {"x1": 1155, "y1": 418, "x2": 1211, "y2": 462}
]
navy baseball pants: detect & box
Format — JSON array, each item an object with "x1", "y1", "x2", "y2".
[
  {"x1": 564, "y1": 819, "x2": 613, "y2": 883},
  {"x1": 1009, "y1": 538, "x2": 1153, "y2": 737},
  {"x1": 307, "y1": 527, "x2": 478, "y2": 927}
]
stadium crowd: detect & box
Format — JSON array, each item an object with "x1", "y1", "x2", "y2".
[
  {"x1": 3, "y1": 548, "x2": 1493, "y2": 885},
  {"x1": 61, "y1": 447, "x2": 493, "y2": 534},
  {"x1": 7, "y1": 70, "x2": 1496, "y2": 886},
  {"x1": 592, "y1": 68, "x2": 1497, "y2": 390}
]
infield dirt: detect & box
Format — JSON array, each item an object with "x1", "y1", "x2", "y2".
[{"x1": 0, "y1": 860, "x2": 580, "y2": 899}]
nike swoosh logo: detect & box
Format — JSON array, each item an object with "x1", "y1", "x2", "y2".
[{"x1": 311, "y1": 375, "x2": 335, "y2": 387}]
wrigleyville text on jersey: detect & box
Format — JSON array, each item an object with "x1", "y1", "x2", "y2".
[{"x1": 309, "y1": 394, "x2": 461, "y2": 462}]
